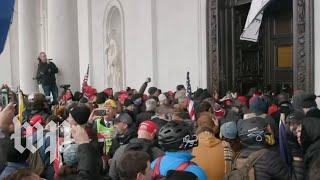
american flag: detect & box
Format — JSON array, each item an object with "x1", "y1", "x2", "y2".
[
  {"x1": 82, "y1": 64, "x2": 90, "y2": 93},
  {"x1": 186, "y1": 72, "x2": 195, "y2": 120}
]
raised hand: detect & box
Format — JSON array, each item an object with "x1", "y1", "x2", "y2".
[{"x1": 0, "y1": 102, "x2": 15, "y2": 132}]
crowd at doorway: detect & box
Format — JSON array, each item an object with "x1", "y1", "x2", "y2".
[{"x1": 0, "y1": 76, "x2": 320, "y2": 180}]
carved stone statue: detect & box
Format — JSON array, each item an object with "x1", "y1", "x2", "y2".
[{"x1": 105, "y1": 30, "x2": 122, "y2": 91}]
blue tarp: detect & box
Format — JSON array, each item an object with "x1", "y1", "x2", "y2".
[{"x1": 0, "y1": 0, "x2": 15, "y2": 55}]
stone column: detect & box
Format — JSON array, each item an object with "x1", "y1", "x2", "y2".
[
  {"x1": 293, "y1": 0, "x2": 314, "y2": 93},
  {"x1": 18, "y1": 0, "x2": 41, "y2": 93},
  {"x1": 47, "y1": 0, "x2": 80, "y2": 91},
  {"x1": 206, "y1": 0, "x2": 219, "y2": 92},
  {"x1": 315, "y1": 0, "x2": 320, "y2": 104},
  {"x1": 77, "y1": 0, "x2": 92, "y2": 86}
]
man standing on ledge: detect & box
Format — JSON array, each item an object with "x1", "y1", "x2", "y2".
[{"x1": 36, "y1": 52, "x2": 59, "y2": 104}]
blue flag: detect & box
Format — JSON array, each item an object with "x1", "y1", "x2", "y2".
[
  {"x1": 279, "y1": 113, "x2": 293, "y2": 169},
  {"x1": 0, "y1": 0, "x2": 15, "y2": 54}
]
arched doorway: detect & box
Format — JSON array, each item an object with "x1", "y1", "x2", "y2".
[{"x1": 206, "y1": 0, "x2": 314, "y2": 95}]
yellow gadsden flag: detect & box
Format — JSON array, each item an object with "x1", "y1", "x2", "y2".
[{"x1": 18, "y1": 89, "x2": 25, "y2": 123}]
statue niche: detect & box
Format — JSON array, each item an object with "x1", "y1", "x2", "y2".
[{"x1": 104, "y1": 5, "x2": 124, "y2": 92}]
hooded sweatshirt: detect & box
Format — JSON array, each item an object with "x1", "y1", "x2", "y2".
[
  {"x1": 192, "y1": 132, "x2": 232, "y2": 180},
  {"x1": 301, "y1": 117, "x2": 320, "y2": 179},
  {"x1": 197, "y1": 112, "x2": 219, "y2": 135}
]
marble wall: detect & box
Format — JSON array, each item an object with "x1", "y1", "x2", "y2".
[{"x1": 88, "y1": 0, "x2": 207, "y2": 92}]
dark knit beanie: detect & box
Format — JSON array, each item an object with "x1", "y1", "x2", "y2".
[
  {"x1": 277, "y1": 93, "x2": 290, "y2": 105},
  {"x1": 194, "y1": 88, "x2": 204, "y2": 99},
  {"x1": 302, "y1": 94, "x2": 317, "y2": 108},
  {"x1": 148, "y1": 87, "x2": 158, "y2": 95},
  {"x1": 69, "y1": 104, "x2": 91, "y2": 125},
  {"x1": 114, "y1": 113, "x2": 133, "y2": 126},
  {"x1": 176, "y1": 85, "x2": 185, "y2": 91},
  {"x1": 79, "y1": 97, "x2": 89, "y2": 104},
  {"x1": 293, "y1": 92, "x2": 317, "y2": 110},
  {"x1": 199, "y1": 90, "x2": 211, "y2": 101},
  {"x1": 96, "y1": 92, "x2": 107, "y2": 104},
  {"x1": 73, "y1": 91, "x2": 83, "y2": 102}
]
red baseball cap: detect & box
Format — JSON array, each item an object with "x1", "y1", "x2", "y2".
[
  {"x1": 30, "y1": 115, "x2": 45, "y2": 126},
  {"x1": 224, "y1": 98, "x2": 233, "y2": 106},
  {"x1": 83, "y1": 85, "x2": 97, "y2": 98},
  {"x1": 237, "y1": 96, "x2": 247, "y2": 105},
  {"x1": 118, "y1": 92, "x2": 128, "y2": 104},
  {"x1": 167, "y1": 91, "x2": 174, "y2": 97},
  {"x1": 214, "y1": 108, "x2": 226, "y2": 120},
  {"x1": 138, "y1": 120, "x2": 158, "y2": 134},
  {"x1": 103, "y1": 88, "x2": 113, "y2": 96}
]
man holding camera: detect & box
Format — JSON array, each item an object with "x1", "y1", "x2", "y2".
[{"x1": 36, "y1": 52, "x2": 59, "y2": 104}]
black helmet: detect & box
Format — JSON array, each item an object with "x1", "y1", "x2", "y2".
[
  {"x1": 158, "y1": 120, "x2": 198, "y2": 151},
  {"x1": 237, "y1": 117, "x2": 268, "y2": 146}
]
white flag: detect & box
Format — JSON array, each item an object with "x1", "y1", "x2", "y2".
[{"x1": 240, "y1": 0, "x2": 271, "y2": 42}]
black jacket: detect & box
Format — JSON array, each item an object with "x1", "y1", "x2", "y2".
[
  {"x1": 0, "y1": 136, "x2": 10, "y2": 174},
  {"x1": 108, "y1": 127, "x2": 137, "y2": 158},
  {"x1": 301, "y1": 117, "x2": 320, "y2": 180},
  {"x1": 238, "y1": 146, "x2": 290, "y2": 180},
  {"x1": 36, "y1": 62, "x2": 58, "y2": 85},
  {"x1": 123, "y1": 109, "x2": 137, "y2": 124},
  {"x1": 305, "y1": 108, "x2": 320, "y2": 119},
  {"x1": 286, "y1": 132, "x2": 305, "y2": 180},
  {"x1": 77, "y1": 143, "x2": 101, "y2": 180}
]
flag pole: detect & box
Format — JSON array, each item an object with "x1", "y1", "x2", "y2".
[
  {"x1": 186, "y1": 72, "x2": 195, "y2": 121},
  {"x1": 18, "y1": 86, "x2": 25, "y2": 123},
  {"x1": 82, "y1": 64, "x2": 90, "y2": 93}
]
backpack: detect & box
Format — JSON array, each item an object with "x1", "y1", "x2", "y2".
[
  {"x1": 27, "y1": 147, "x2": 46, "y2": 176},
  {"x1": 224, "y1": 149, "x2": 268, "y2": 180},
  {"x1": 152, "y1": 156, "x2": 194, "y2": 180},
  {"x1": 222, "y1": 141, "x2": 233, "y2": 174},
  {"x1": 27, "y1": 131, "x2": 49, "y2": 176}
]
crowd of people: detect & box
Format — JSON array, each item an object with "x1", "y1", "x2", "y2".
[{"x1": 0, "y1": 78, "x2": 320, "y2": 180}]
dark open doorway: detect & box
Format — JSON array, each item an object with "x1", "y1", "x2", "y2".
[{"x1": 207, "y1": 0, "x2": 314, "y2": 95}]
